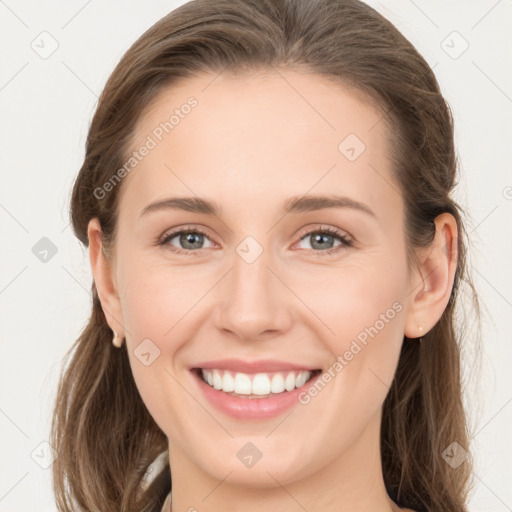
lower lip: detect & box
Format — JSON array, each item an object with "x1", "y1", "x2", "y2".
[{"x1": 191, "y1": 369, "x2": 321, "y2": 420}]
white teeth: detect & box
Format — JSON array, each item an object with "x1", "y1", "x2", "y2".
[
  {"x1": 233, "y1": 372, "x2": 252, "y2": 394},
  {"x1": 252, "y1": 373, "x2": 271, "y2": 395},
  {"x1": 222, "y1": 371, "x2": 234, "y2": 392},
  {"x1": 212, "y1": 371, "x2": 222, "y2": 390},
  {"x1": 284, "y1": 372, "x2": 296, "y2": 392},
  {"x1": 200, "y1": 369, "x2": 313, "y2": 395},
  {"x1": 270, "y1": 373, "x2": 285, "y2": 393},
  {"x1": 296, "y1": 371, "x2": 307, "y2": 388}
]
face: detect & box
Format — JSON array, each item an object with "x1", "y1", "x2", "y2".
[{"x1": 97, "y1": 69, "x2": 422, "y2": 488}]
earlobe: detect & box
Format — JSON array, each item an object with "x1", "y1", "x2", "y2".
[
  {"x1": 87, "y1": 218, "x2": 125, "y2": 337},
  {"x1": 404, "y1": 213, "x2": 458, "y2": 339}
]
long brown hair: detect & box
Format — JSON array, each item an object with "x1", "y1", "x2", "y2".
[{"x1": 51, "y1": 1, "x2": 480, "y2": 511}]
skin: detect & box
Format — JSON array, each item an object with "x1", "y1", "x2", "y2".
[{"x1": 88, "y1": 68, "x2": 457, "y2": 512}]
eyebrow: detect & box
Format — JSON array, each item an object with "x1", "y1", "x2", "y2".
[{"x1": 139, "y1": 194, "x2": 376, "y2": 219}]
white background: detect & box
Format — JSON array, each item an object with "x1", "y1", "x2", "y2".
[{"x1": 0, "y1": 1, "x2": 511, "y2": 510}]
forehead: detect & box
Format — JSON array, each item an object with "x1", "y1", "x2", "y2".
[{"x1": 118, "y1": 68, "x2": 400, "y2": 223}]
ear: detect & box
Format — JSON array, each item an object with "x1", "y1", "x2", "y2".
[
  {"x1": 87, "y1": 218, "x2": 125, "y2": 337},
  {"x1": 404, "y1": 213, "x2": 458, "y2": 339}
]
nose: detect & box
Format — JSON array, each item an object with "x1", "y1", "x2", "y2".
[{"x1": 213, "y1": 243, "x2": 293, "y2": 342}]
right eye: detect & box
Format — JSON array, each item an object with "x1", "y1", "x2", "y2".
[{"x1": 159, "y1": 227, "x2": 215, "y2": 254}]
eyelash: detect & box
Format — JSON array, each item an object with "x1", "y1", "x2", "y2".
[{"x1": 157, "y1": 225, "x2": 354, "y2": 256}]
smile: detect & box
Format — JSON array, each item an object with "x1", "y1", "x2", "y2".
[
  {"x1": 198, "y1": 368, "x2": 320, "y2": 398},
  {"x1": 190, "y1": 363, "x2": 323, "y2": 420}
]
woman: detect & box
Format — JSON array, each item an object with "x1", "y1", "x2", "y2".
[{"x1": 51, "y1": 0, "x2": 479, "y2": 511}]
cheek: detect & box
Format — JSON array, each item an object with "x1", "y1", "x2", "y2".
[
  {"x1": 117, "y1": 254, "x2": 209, "y2": 339},
  {"x1": 116, "y1": 262, "x2": 196, "y2": 419},
  {"x1": 296, "y1": 251, "x2": 408, "y2": 409},
  {"x1": 298, "y1": 261, "x2": 407, "y2": 351}
]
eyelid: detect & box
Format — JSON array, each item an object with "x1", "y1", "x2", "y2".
[
  {"x1": 158, "y1": 225, "x2": 215, "y2": 253},
  {"x1": 295, "y1": 224, "x2": 353, "y2": 243},
  {"x1": 158, "y1": 224, "x2": 354, "y2": 255}
]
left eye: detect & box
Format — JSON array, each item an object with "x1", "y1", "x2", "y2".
[
  {"x1": 296, "y1": 229, "x2": 352, "y2": 252},
  {"x1": 159, "y1": 227, "x2": 352, "y2": 254}
]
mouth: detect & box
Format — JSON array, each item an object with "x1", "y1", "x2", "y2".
[{"x1": 191, "y1": 367, "x2": 323, "y2": 399}]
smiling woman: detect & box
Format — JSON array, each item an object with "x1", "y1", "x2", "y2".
[{"x1": 50, "y1": 1, "x2": 480, "y2": 512}]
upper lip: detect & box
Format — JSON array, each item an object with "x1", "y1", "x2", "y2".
[{"x1": 191, "y1": 359, "x2": 320, "y2": 373}]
